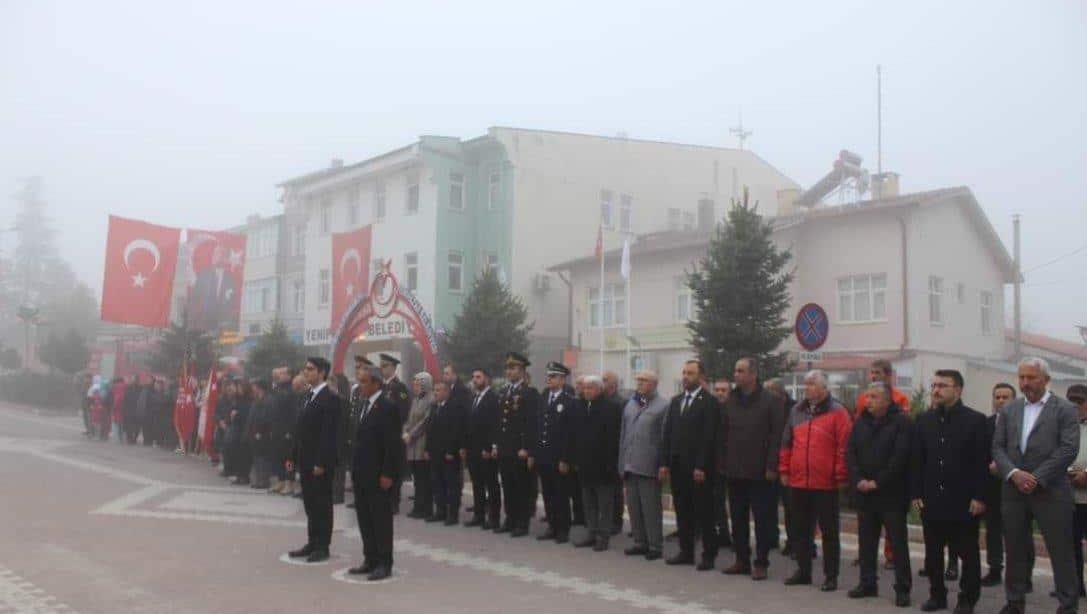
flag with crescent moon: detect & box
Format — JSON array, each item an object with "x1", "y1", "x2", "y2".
[
  {"x1": 331, "y1": 225, "x2": 373, "y2": 330},
  {"x1": 101, "y1": 215, "x2": 182, "y2": 327},
  {"x1": 184, "y1": 228, "x2": 247, "y2": 333}
]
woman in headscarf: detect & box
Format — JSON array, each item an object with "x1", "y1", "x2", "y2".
[{"x1": 404, "y1": 371, "x2": 434, "y2": 519}]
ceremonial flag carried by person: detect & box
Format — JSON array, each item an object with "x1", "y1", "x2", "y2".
[
  {"x1": 184, "y1": 229, "x2": 247, "y2": 333},
  {"x1": 100, "y1": 215, "x2": 182, "y2": 327},
  {"x1": 173, "y1": 363, "x2": 196, "y2": 450},
  {"x1": 331, "y1": 225, "x2": 373, "y2": 329},
  {"x1": 200, "y1": 367, "x2": 220, "y2": 456}
]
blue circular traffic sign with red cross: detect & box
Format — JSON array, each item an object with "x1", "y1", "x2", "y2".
[{"x1": 795, "y1": 303, "x2": 829, "y2": 351}]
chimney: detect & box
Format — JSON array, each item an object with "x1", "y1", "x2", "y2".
[
  {"x1": 872, "y1": 172, "x2": 899, "y2": 199},
  {"x1": 697, "y1": 198, "x2": 715, "y2": 230},
  {"x1": 777, "y1": 188, "x2": 800, "y2": 216},
  {"x1": 330, "y1": 158, "x2": 344, "y2": 169}
]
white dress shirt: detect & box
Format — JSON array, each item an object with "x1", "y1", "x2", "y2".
[{"x1": 1020, "y1": 390, "x2": 1052, "y2": 451}]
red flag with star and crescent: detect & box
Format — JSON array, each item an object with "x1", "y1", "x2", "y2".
[
  {"x1": 101, "y1": 215, "x2": 182, "y2": 327},
  {"x1": 184, "y1": 229, "x2": 247, "y2": 333},
  {"x1": 331, "y1": 225, "x2": 373, "y2": 330}
]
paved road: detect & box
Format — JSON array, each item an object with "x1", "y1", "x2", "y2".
[{"x1": 0, "y1": 402, "x2": 1066, "y2": 614}]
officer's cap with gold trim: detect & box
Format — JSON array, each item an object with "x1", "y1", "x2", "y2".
[
  {"x1": 379, "y1": 353, "x2": 400, "y2": 367},
  {"x1": 354, "y1": 355, "x2": 373, "y2": 366},
  {"x1": 546, "y1": 361, "x2": 570, "y2": 377},
  {"x1": 505, "y1": 352, "x2": 531, "y2": 368}
]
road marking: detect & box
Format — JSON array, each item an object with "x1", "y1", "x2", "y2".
[
  {"x1": 330, "y1": 567, "x2": 404, "y2": 585},
  {"x1": 0, "y1": 565, "x2": 76, "y2": 613}
]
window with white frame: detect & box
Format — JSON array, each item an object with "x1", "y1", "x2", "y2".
[
  {"x1": 374, "y1": 182, "x2": 386, "y2": 219},
  {"x1": 404, "y1": 252, "x2": 418, "y2": 292},
  {"x1": 600, "y1": 190, "x2": 614, "y2": 228},
  {"x1": 928, "y1": 276, "x2": 944, "y2": 324},
  {"x1": 484, "y1": 252, "x2": 499, "y2": 275},
  {"x1": 587, "y1": 283, "x2": 627, "y2": 328},
  {"x1": 318, "y1": 269, "x2": 330, "y2": 307},
  {"x1": 675, "y1": 277, "x2": 693, "y2": 322},
  {"x1": 243, "y1": 278, "x2": 277, "y2": 313},
  {"x1": 837, "y1": 274, "x2": 887, "y2": 322},
  {"x1": 347, "y1": 201, "x2": 359, "y2": 227},
  {"x1": 449, "y1": 173, "x2": 464, "y2": 211},
  {"x1": 620, "y1": 194, "x2": 632, "y2": 233},
  {"x1": 980, "y1": 291, "x2": 993, "y2": 335},
  {"x1": 448, "y1": 251, "x2": 464, "y2": 291},
  {"x1": 248, "y1": 225, "x2": 278, "y2": 259},
  {"x1": 406, "y1": 174, "x2": 419, "y2": 215},
  {"x1": 488, "y1": 171, "x2": 500, "y2": 210},
  {"x1": 292, "y1": 279, "x2": 305, "y2": 313},
  {"x1": 667, "y1": 208, "x2": 681, "y2": 230},
  {"x1": 319, "y1": 200, "x2": 331, "y2": 235},
  {"x1": 293, "y1": 224, "x2": 306, "y2": 257}
]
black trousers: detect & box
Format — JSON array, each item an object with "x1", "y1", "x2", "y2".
[
  {"x1": 791, "y1": 488, "x2": 840, "y2": 580},
  {"x1": 570, "y1": 470, "x2": 584, "y2": 524},
  {"x1": 332, "y1": 462, "x2": 346, "y2": 502},
  {"x1": 354, "y1": 480, "x2": 394, "y2": 568},
  {"x1": 670, "y1": 457, "x2": 717, "y2": 560},
  {"x1": 727, "y1": 478, "x2": 776, "y2": 566},
  {"x1": 613, "y1": 476, "x2": 624, "y2": 531},
  {"x1": 431, "y1": 457, "x2": 463, "y2": 515},
  {"x1": 410, "y1": 460, "x2": 433, "y2": 516},
  {"x1": 983, "y1": 489, "x2": 1003, "y2": 573},
  {"x1": 499, "y1": 456, "x2": 533, "y2": 530},
  {"x1": 466, "y1": 456, "x2": 501, "y2": 519},
  {"x1": 538, "y1": 464, "x2": 573, "y2": 533},
  {"x1": 1073, "y1": 504, "x2": 1087, "y2": 593},
  {"x1": 922, "y1": 516, "x2": 980, "y2": 605},
  {"x1": 300, "y1": 472, "x2": 334, "y2": 549},
  {"x1": 715, "y1": 473, "x2": 732, "y2": 545},
  {"x1": 858, "y1": 507, "x2": 911, "y2": 593}
]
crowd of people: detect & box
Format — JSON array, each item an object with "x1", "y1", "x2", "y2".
[
  {"x1": 78, "y1": 352, "x2": 1087, "y2": 613},
  {"x1": 80, "y1": 374, "x2": 179, "y2": 448}
]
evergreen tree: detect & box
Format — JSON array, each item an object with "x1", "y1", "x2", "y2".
[
  {"x1": 150, "y1": 319, "x2": 216, "y2": 376},
  {"x1": 444, "y1": 269, "x2": 533, "y2": 377},
  {"x1": 39, "y1": 328, "x2": 90, "y2": 375},
  {"x1": 245, "y1": 319, "x2": 304, "y2": 379},
  {"x1": 687, "y1": 188, "x2": 794, "y2": 379}
]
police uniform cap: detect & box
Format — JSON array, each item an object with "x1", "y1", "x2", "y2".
[
  {"x1": 545, "y1": 361, "x2": 570, "y2": 377},
  {"x1": 505, "y1": 352, "x2": 531, "y2": 368},
  {"x1": 379, "y1": 353, "x2": 400, "y2": 366}
]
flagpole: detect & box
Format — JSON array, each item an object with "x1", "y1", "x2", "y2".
[
  {"x1": 599, "y1": 232, "x2": 605, "y2": 375},
  {"x1": 625, "y1": 237, "x2": 631, "y2": 387}
]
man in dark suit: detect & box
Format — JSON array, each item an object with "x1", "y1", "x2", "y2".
[
  {"x1": 495, "y1": 352, "x2": 539, "y2": 537},
  {"x1": 568, "y1": 375, "x2": 622, "y2": 551},
  {"x1": 465, "y1": 367, "x2": 501, "y2": 529},
  {"x1": 286, "y1": 357, "x2": 340, "y2": 563},
  {"x1": 189, "y1": 244, "x2": 237, "y2": 331},
  {"x1": 443, "y1": 363, "x2": 473, "y2": 407},
  {"x1": 380, "y1": 353, "x2": 411, "y2": 514},
  {"x1": 347, "y1": 362, "x2": 403, "y2": 581},
  {"x1": 533, "y1": 361, "x2": 577, "y2": 544},
  {"x1": 660, "y1": 359, "x2": 719, "y2": 570},
  {"x1": 992, "y1": 357, "x2": 1081, "y2": 614},
  {"x1": 425, "y1": 380, "x2": 467, "y2": 525},
  {"x1": 981, "y1": 382, "x2": 1017, "y2": 586}
]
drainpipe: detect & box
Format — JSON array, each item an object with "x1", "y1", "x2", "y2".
[
  {"x1": 556, "y1": 270, "x2": 573, "y2": 349},
  {"x1": 898, "y1": 216, "x2": 909, "y2": 357}
]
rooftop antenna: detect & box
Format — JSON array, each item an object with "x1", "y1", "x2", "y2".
[{"x1": 730, "y1": 111, "x2": 752, "y2": 150}]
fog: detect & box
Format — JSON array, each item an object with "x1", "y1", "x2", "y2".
[{"x1": 1, "y1": 0, "x2": 1085, "y2": 341}]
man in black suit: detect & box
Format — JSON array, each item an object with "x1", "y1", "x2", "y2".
[
  {"x1": 380, "y1": 353, "x2": 411, "y2": 515},
  {"x1": 425, "y1": 380, "x2": 467, "y2": 525},
  {"x1": 286, "y1": 357, "x2": 341, "y2": 563},
  {"x1": 533, "y1": 361, "x2": 577, "y2": 544},
  {"x1": 981, "y1": 382, "x2": 1017, "y2": 586},
  {"x1": 348, "y1": 362, "x2": 403, "y2": 581},
  {"x1": 660, "y1": 359, "x2": 719, "y2": 570},
  {"x1": 495, "y1": 352, "x2": 539, "y2": 537},
  {"x1": 568, "y1": 375, "x2": 623, "y2": 551},
  {"x1": 443, "y1": 363, "x2": 473, "y2": 407},
  {"x1": 465, "y1": 367, "x2": 502, "y2": 529}
]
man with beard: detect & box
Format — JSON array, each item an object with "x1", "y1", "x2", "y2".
[
  {"x1": 465, "y1": 367, "x2": 501, "y2": 529},
  {"x1": 494, "y1": 352, "x2": 539, "y2": 537}
]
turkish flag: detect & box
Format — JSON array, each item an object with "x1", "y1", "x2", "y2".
[
  {"x1": 184, "y1": 229, "x2": 247, "y2": 333},
  {"x1": 101, "y1": 215, "x2": 182, "y2": 327},
  {"x1": 200, "y1": 368, "x2": 219, "y2": 455},
  {"x1": 331, "y1": 225, "x2": 372, "y2": 330},
  {"x1": 173, "y1": 368, "x2": 196, "y2": 447}
]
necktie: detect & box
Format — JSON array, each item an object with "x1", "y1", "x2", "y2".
[
  {"x1": 360, "y1": 398, "x2": 371, "y2": 420},
  {"x1": 473, "y1": 394, "x2": 481, "y2": 409},
  {"x1": 682, "y1": 393, "x2": 693, "y2": 415}
]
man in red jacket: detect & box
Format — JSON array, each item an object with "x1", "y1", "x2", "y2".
[{"x1": 780, "y1": 369, "x2": 852, "y2": 592}]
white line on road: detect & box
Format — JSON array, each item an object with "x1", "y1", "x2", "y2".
[{"x1": 0, "y1": 565, "x2": 76, "y2": 613}]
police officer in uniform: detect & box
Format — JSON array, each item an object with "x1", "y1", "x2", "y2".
[
  {"x1": 495, "y1": 352, "x2": 539, "y2": 537},
  {"x1": 532, "y1": 362, "x2": 576, "y2": 544},
  {"x1": 380, "y1": 353, "x2": 411, "y2": 514},
  {"x1": 340, "y1": 355, "x2": 372, "y2": 509}
]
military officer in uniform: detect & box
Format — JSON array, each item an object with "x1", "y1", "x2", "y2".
[
  {"x1": 380, "y1": 353, "x2": 411, "y2": 514},
  {"x1": 340, "y1": 355, "x2": 372, "y2": 509},
  {"x1": 495, "y1": 352, "x2": 539, "y2": 537},
  {"x1": 532, "y1": 362, "x2": 576, "y2": 544}
]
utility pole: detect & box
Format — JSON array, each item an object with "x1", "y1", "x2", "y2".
[
  {"x1": 730, "y1": 111, "x2": 752, "y2": 151},
  {"x1": 1013, "y1": 214, "x2": 1022, "y2": 359}
]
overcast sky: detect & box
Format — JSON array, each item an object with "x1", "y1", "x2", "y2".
[{"x1": 2, "y1": 1, "x2": 1085, "y2": 342}]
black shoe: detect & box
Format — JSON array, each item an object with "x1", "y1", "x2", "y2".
[
  {"x1": 288, "y1": 544, "x2": 314, "y2": 558},
  {"x1": 494, "y1": 523, "x2": 510, "y2": 534},
  {"x1": 820, "y1": 578, "x2": 837, "y2": 592},
  {"x1": 696, "y1": 557, "x2": 715, "y2": 571},
  {"x1": 610, "y1": 526, "x2": 621, "y2": 536},
  {"x1": 625, "y1": 546, "x2": 649, "y2": 556},
  {"x1": 980, "y1": 570, "x2": 1002, "y2": 587},
  {"x1": 666, "y1": 552, "x2": 694, "y2": 565},
  {"x1": 367, "y1": 566, "x2": 391, "y2": 581},
  {"x1": 847, "y1": 584, "x2": 877, "y2": 598},
  {"x1": 894, "y1": 592, "x2": 911, "y2": 607},
  {"x1": 481, "y1": 520, "x2": 493, "y2": 530},
  {"x1": 305, "y1": 549, "x2": 330, "y2": 563},
  {"x1": 407, "y1": 510, "x2": 423, "y2": 519},
  {"x1": 952, "y1": 602, "x2": 974, "y2": 614},
  {"x1": 997, "y1": 604, "x2": 1024, "y2": 614},
  {"x1": 346, "y1": 502, "x2": 356, "y2": 509},
  {"x1": 573, "y1": 537, "x2": 595, "y2": 548},
  {"x1": 944, "y1": 566, "x2": 959, "y2": 581},
  {"x1": 593, "y1": 538, "x2": 609, "y2": 552},
  {"x1": 920, "y1": 597, "x2": 948, "y2": 612},
  {"x1": 537, "y1": 529, "x2": 557, "y2": 541},
  {"x1": 781, "y1": 543, "x2": 793, "y2": 557},
  {"x1": 572, "y1": 517, "x2": 586, "y2": 526},
  {"x1": 348, "y1": 561, "x2": 377, "y2": 575},
  {"x1": 644, "y1": 551, "x2": 662, "y2": 561},
  {"x1": 464, "y1": 517, "x2": 484, "y2": 528},
  {"x1": 919, "y1": 567, "x2": 929, "y2": 577},
  {"x1": 425, "y1": 513, "x2": 444, "y2": 523},
  {"x1": 443, "y1": 516, "x2": 458, "y2": 526},
  {"x1": 510, "y1": 527, "x2": 528, "y2": 538},
  {"x1": 784, "y1": 572, "x2": 812, "y2": 586},
  {"x1": 555, "y1": 530, "x2": 569, "y2": 544}
]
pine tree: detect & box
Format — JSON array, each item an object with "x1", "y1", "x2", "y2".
[
  {"x1": 150, "y1": 319, "x2": 216, "y2": 376},
  {"x1": 444, "y1": 268, "x2": 533, "y2": 377},
  {"x1": 245, "y1": 319, "x2": 304, "y2": 379},
  {"x1": 39, "y1": 328, "x2": 90, "y2": 375},
  {"x1": 687, "y1": 188, "x2": 794, "y2": 379}
]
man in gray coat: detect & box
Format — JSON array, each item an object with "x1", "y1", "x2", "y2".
[
  {"x1": 992, "y1": 357, "x2": 1081, "y2": 614},
  {"x1": 618, "y1": 370, "x2": 669, "y2": 560}
]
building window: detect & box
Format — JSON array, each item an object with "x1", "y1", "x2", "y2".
[
  {"x1": 484, "y1": 252, "x2": 499, "y2": 275},
  {"x1": 668, "y1": 208, "x2": 681, "y2": 231},
  {"x1": 600, "y1": 190, "x2": 614, "y2": 228},
  {"x1": 319, "y1": 200, "x2": 331, "y2": 235},
  {"x1": 928, "y1": 276, "x2": 944, "y2": 324},
  {"x1": 675, "y1": 277, "x2": 693, "y2": 322},
  {"x1": 956, "y1": 282, "x2": 965, "y2": 304},
  {"x1": 248, "y1": 225, "x2": 278, "y2": 259},
  {"x1": 404, "y1": 252, "x2": 418, "y2": 292},
  {"x1": 293, "y1": 224, "x2": 306, "y2": 257},
  {"x1": 488, "y1": 171, "x2": 500, "y2": 210},
  {"x1": 248, "y1": 323, "x2": 261, "y2": 335},
  {"x1": 837, "y1": 274, "x2": 887, "y2": 322},
  {"x1": 588, "y1": 283, "x2": 627, "y2": 328},
  {"x1": 980, "y1": 291, "x2": 993, "y2": 335},
  {"x1": 374, "y1": 182, "x2": 386, "y2": 219},
  {"x1": 406, "y1": 174, "x2": 419, "y2": 215},
  {"x1": 682, "y1": 211, "x2": 695, "y2": 230},
  {"x1": 347, "y1": 202, "x2": 358, "y2": 227},
  {"x1": 318, "y1": 269, "x2": 330, "y2": 307},
  {"x1": 447, "y1": 251, "x2": 464, "y2": 291},
  {"x1": 449, "y1": 173, "x2": 464, "y2": 211},
  {"x1": 619, "y1": 194, "x2": 632, "y2": 233},
  {"x1": 243, "y1": 278, "x2": 277, "y2": 313},
  {"x1": 292, "y1": 280, "x2": 305, "y2": 313}
]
